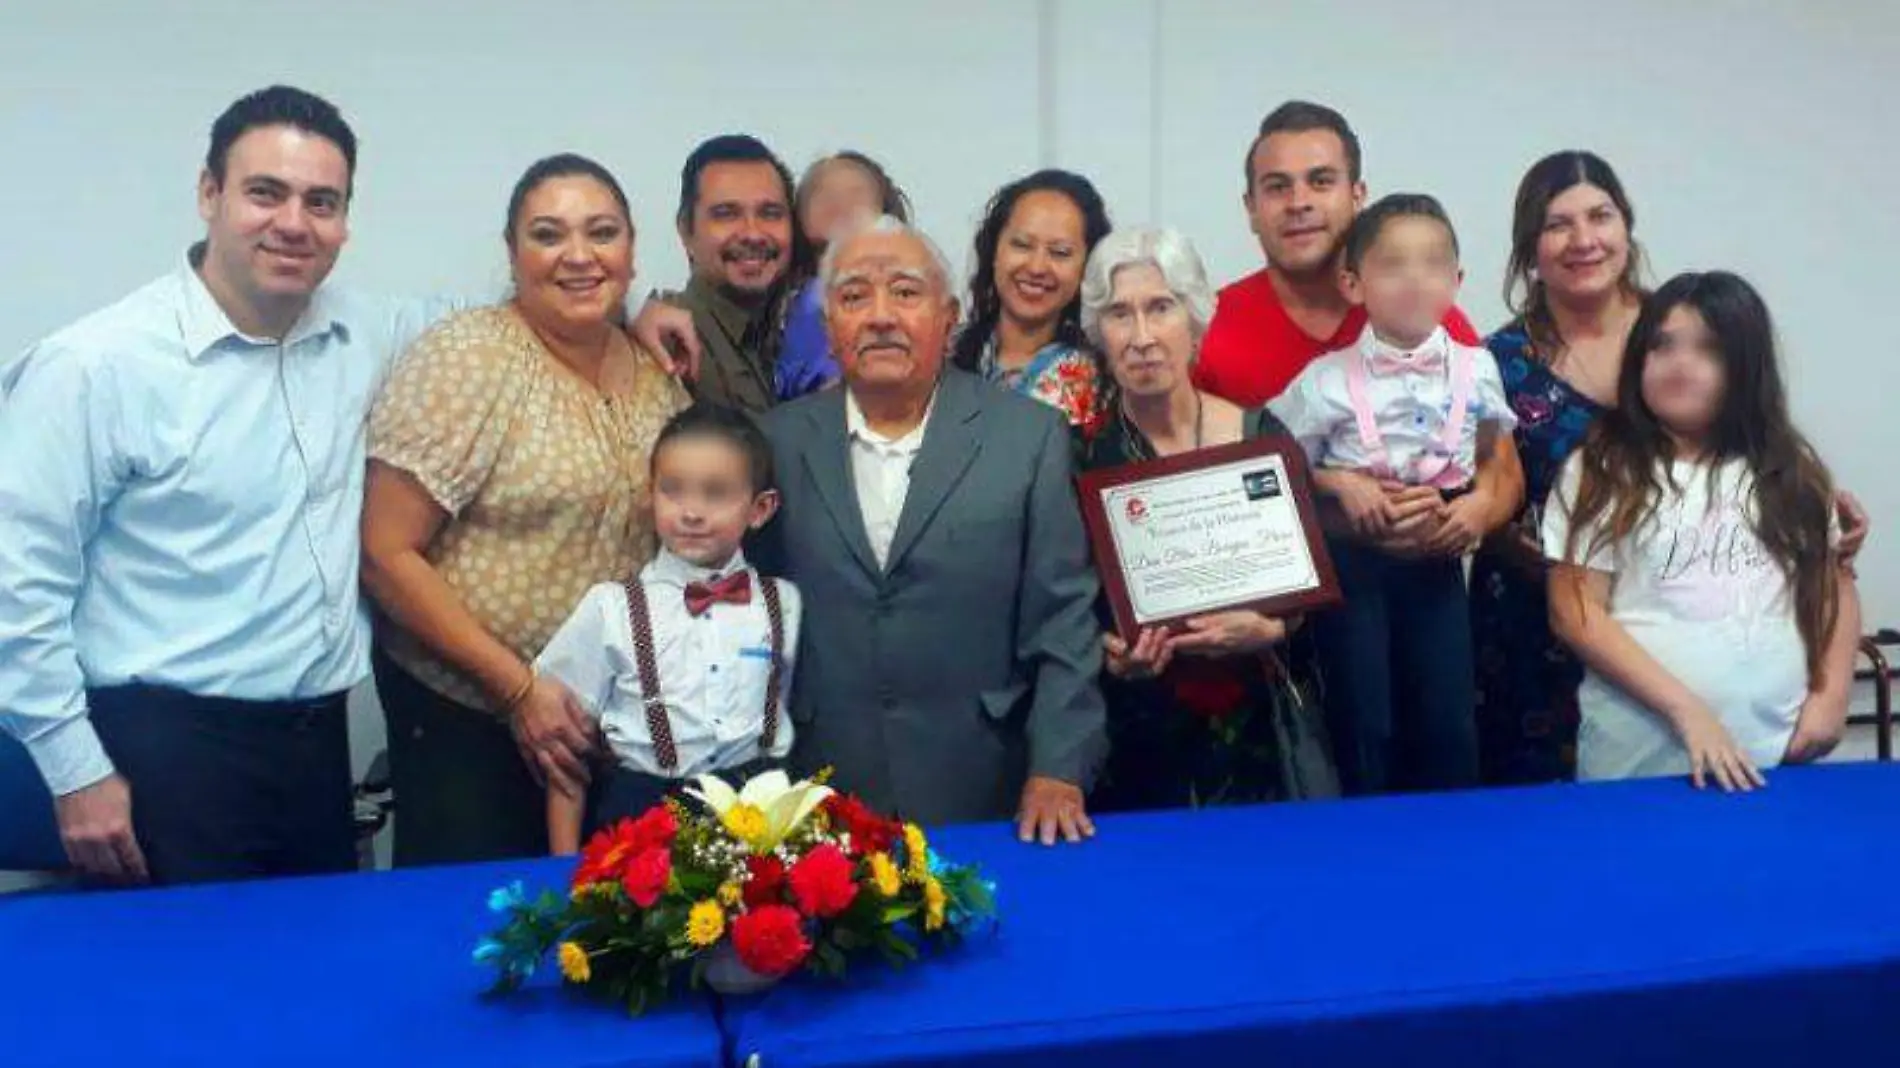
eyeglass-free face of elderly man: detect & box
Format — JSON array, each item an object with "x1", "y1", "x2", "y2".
[{"x1": 753, "y1": 215, "x2": 1107, "y2": 845}]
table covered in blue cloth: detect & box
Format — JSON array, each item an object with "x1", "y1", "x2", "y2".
[
  {"x1": 731, "y1": 763, "x2": 1900, "y2": 1068},
  {"x1": 0, "y1": 857, "x2": 722, "y2": 1068}
]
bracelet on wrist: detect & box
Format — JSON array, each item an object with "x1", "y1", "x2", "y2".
[{"x1": 501, "y1": 665, "x2": 537, "y2": 713}]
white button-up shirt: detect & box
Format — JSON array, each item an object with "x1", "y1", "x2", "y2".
[
  {"x1": 845, "y1": 389, "x2": 934, "y2": 568},
  {"x1": 535, "y1": 549, "x2": 800, "y2": 779},
  {"x1": 0, "y1": 250, "x2": 460, "y2": 795},
  {"x1": 1270, "y1": 324, "x2": 1516, "y2": 478}
]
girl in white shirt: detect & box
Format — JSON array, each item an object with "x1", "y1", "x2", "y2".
[{"x1": 1543, "y1": 271, "x2": 1860, "y2": 790}]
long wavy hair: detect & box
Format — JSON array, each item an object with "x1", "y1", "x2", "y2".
[
  {"x1": 950, "y1": 169, "x2": 1112, "y2": 373},
  {"x1": 1563, "y1": 271, "x2": 1839, "y2": 679},
  {"x1": 1503, "y1": 151, "x2": 1647, "y2": 359}
]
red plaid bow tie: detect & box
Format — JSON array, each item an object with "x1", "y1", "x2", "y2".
[{"x1": 684, "y1": 571, "x2": 752, "y2": 617}]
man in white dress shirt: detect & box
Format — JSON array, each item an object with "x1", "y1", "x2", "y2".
[{"x1": 0, "y1": 86, "x2": 456, "y2": 885}]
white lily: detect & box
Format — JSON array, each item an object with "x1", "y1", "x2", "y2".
[{"x1": 685, "y1": 770, "x2": 833, "y2": 854}]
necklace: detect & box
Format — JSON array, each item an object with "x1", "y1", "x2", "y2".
[{"x1": 1123, "y1": 389, "x2": 1204, "y2": 460}]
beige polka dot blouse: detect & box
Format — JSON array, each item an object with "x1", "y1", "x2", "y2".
[{"x1": 368, "y1": 303, "x2": 688, "y2": 713}]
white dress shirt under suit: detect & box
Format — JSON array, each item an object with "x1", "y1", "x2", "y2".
[
  {"x1": 535, "y1": 548, "x2": 801, "y2": 780},
  {"x1": 0, "y1": 249, "x2": 458, "y2": 797},
  {"x1": 844, "y1": 389, "x2": 934, "y2": 569}
]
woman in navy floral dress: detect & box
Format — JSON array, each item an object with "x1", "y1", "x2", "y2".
[{"x1": 1470, "y1": 153, "x2": 1645, "y2": 784}]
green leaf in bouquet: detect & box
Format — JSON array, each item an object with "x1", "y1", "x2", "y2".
[
  {"x1": 872, "y1": 926, "x2": 919, "y2": 967},
  {"x1": 532, "y1": 888, "x2": 568, "y2": 920},
  {"x1": 642, "y1": 904, "x2": 687, "y2": 938},
  {"x1": 811, "y1": 939, "x2": 848, "y2": 979},
  {"x1": 940, "y1": 866, "x2": 996, "y2": 915},
  {"x1": 880, "y1": 903, "x2": 919, "y2": 924},
  {"x1": 674, "y1": 866, "x2": 721, "y2": 898}
]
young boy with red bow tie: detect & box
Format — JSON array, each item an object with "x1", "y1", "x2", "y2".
[
  {"x1": 537, "y1": 404, "x2": 800, "y2": 853},
  {"x1": 1269, "y1": 194, "x2": 1518, "y2": 795}
]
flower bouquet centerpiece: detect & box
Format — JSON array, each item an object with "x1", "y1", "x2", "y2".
[{"x1": 475, "y1": 769, "x2": 997, "y2": 1014}]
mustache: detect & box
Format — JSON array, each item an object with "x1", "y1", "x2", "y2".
[
  {"x1": 854, "y1": 331, "x2": 911, "y2": 357},
  {"x1": 720, "y1": 238, "x2": 782, "y2": 263}
]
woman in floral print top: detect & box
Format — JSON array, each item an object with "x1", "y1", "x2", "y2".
[
  {"x1": 974, "y1": 336, "x2": 1106, "y2": 437},
  {"x1": 949, "y1": 169, "x2": 1113, "y2": 437}
]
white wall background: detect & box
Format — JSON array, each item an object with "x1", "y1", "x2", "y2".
[{"x1": 2, "y1": 1, "x2": 1896, "y2": 865}]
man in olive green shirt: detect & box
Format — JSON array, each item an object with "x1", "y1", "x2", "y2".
[{"x1": 667, "y1": 134, "x2": 802, "y2": 415}]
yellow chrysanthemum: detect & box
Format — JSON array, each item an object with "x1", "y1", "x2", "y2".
[
  {"x1": 717, "y1": 881, "x2": 743, "y2": 908},
  {"x1": 686, "y1": 899, "x2": 726, "y2": 947},
  {"x1": 868, "y1": 852, "x2": 903, "y2": 897},
  {"x1": 558, "y1": 941, "x2": 592, "y2": 984},
  {"x1": 903, "y1": 823, "x2": 930, "y2": 882},
  {"x1": 922, "y1": 876, "x2": 947, "y2": 932},
  {"x1": 722, "y1": 803, "x2": 770, "y2": 848}
]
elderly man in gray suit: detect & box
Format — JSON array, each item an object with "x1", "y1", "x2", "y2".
[{"x1": 756, "y1": 215, "x2": 1106, "y2": 845}]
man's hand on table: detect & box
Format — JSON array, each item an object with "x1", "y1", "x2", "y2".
[{"x1": 1017, "y1": 776, "x2": 1094, "y2": 846}]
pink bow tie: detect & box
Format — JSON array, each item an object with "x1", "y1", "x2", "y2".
[{"x1": 1365, "y1": 343, "x2": 1446, "y2": 377}]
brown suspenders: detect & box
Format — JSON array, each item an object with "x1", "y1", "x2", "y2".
[{"x1": 622, "y1": 574, "x2": 785, "y2": 773}]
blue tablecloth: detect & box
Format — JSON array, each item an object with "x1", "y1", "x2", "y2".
[
  {"x1": 731, "y1": 764, "x2": 1900, "y2": 1068},
  {"x1": 0, "y1": 857, "x2": 722, "y2": 1068}
]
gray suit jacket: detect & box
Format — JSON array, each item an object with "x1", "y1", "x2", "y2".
[{"x1": 756, "y1": 369, "x2": 1107, "y2": 824}]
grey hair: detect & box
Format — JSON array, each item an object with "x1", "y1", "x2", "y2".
[
  {"x1": 817, "y1": 213, "x2": 956, "y2": 301},
  {"x1": 1079, "y1": 226, "x2": 1218, "y2": 348}
]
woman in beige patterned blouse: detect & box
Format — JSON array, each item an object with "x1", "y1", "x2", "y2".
[{"x1": 363, "y1": 154, "x2": 687, "y2": 866}]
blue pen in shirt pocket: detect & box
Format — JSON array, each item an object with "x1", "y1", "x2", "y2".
[{"x1": 739, "y1": 646, "x2": 775, "y2": 661}]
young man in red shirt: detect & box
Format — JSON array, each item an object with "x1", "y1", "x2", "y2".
[
  {"x1": 1195, "y1": 100, "x2": 1480, "y2": 408},
  {"x1": 1194, "y1": 102, "x2": 1522, "y2": 796}
]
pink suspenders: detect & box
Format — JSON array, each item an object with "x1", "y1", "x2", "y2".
[
  {"x1": 1343, "y1": 343, "x2": 1477, "y2": 489},
  {"x1": 622, "y1": 575, "x2": 786, "y2": 773}
]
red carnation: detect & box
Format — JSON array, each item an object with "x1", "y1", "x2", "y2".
[
  {"x1": 732, "y1": 905, "x2": 811, "y2": 977},
  {"x1": 621, "y1": 846, "x2": 671, "y2": 908},
  {"x1": 788, "y1": 844, "x2": 859, "y2": 919},
  {"x1": 744, "y1": 855, "x2": 787, "y2": 909},
  {"x1": 625, "y1": 805, "x2": 679, "y2": 854},
  {"x1": 824, "y1": 794, "x2": 900, "y2": 856}
]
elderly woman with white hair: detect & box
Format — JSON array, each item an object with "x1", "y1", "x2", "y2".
[{"x1": 1077, "y1": 226, "x2": 1339, "y2": 810}]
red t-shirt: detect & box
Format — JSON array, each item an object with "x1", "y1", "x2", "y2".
[{"x1": 1193, "y1": 267, "x2": 1480, "y2": 408}]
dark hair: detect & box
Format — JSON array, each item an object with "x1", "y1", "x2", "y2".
[
  {"x1": 1505, "y1": 151, "x2": 1647, "y2": 359},
  {"x1": 206, "y1": 85, "x2": 357, "y2": 195},
  {"x1": 650, "y1": 403, "x2": 776, "y2": 495},
  {"x1": 1342, "y1": 193, "x2": 1459, "y2": 273},
  {"x1": 676, "y1": 134, "x2": 797, "y2": 232},
  {"x1": 1245, "y1": 100, "x2": 1362, "y2": 190},
  {"x1": 950, "y1": 168, "x2": 1113, "y2": 374},
  {"x1": 503, "y1": 153, "x2": 631, "y2": 253},
  {"x1": 1563, "y1": 271, "x2": 1838, "y2": 680}
]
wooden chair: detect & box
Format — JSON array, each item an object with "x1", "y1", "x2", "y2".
[{"x1": 1857, "y1": 631, "x2": 1895, "y2": 761}]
